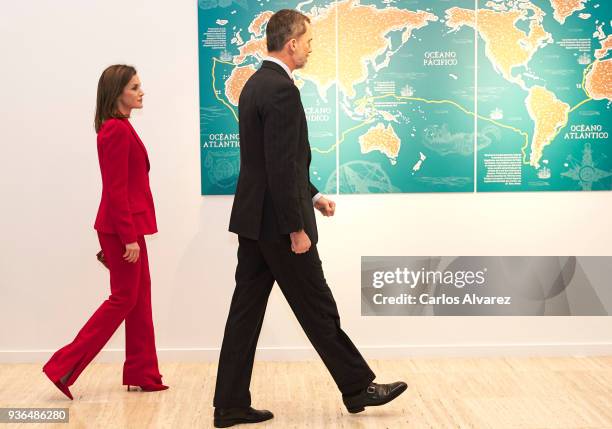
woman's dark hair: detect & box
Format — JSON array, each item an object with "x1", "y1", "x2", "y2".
[
  {"x1": 266, "y1": 9, "x2": 310, "y2": 52},
  {"x1": 94, "y1": 64, "x2": 137, "y2": 133}
]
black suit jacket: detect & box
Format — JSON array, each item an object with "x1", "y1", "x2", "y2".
[{"x1": 229, "y1": 60, "x2": 319, "y2": 243}]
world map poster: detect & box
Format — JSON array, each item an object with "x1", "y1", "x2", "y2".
[{"x1": 197, "y1": 0, "x2": 611, "y2": 195}]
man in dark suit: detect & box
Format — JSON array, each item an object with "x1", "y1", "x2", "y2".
[{"x1": 213, "y1": 9, "x2": 407, "y2": 428}]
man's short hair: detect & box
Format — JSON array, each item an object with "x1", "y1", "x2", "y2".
[{"x1": 266, "y1": 9, "x2": 310, "y2": 52}]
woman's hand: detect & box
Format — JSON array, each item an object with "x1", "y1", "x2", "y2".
[{"x1": 123, "y1": 242, "x2": 140, "y2": 263}]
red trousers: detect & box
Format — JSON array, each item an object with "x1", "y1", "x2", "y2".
[{"x1": 43, "y1": 233, "x2": 162, "y2": 387}]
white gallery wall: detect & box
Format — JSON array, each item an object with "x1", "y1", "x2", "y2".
[{"x1": 1, "y1": 1, "x2": 611, "y2": 363}]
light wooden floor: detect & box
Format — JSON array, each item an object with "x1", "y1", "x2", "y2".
[{"x1": 1, "y1": 357, "x2": 611, "y2": 428}]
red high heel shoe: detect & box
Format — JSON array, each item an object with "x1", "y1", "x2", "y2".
[
  {"x1": 126, "y1": 384, "x2": 169, "y2": 392},
  {"x1": 43, "y1": 371, "x2": 73, "y2": 400}
]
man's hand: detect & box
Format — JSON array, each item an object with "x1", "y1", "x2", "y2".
[
  {"x1": 123, "y1": 242, "x2": 140, "y2": 263},
  {"x1": 314, "y1": 196, "x2": 336, "y2": 217},
  {"x1": 289, "y1": 230, "x2": 311, "y2": 254}
]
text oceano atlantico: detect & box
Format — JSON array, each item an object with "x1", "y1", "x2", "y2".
[{"x1": 372, "y1": 268, "x2": 487, "y2": 289}]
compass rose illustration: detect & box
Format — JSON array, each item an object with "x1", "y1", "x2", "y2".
[{"x1": 561, "y1": 143, "x2": 612, "y2": 191}]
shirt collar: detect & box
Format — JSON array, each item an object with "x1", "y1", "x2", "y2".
[{"x1": 263, "y1": 56, "x2": 293, "y2": 80}]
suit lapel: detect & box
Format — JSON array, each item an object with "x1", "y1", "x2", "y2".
[
  {"x1": 261, "y1": 60, "x2": 311, "y2": 165},
  {"x1": 125, "y1": 119, "x2": 151, "y2": 171}
]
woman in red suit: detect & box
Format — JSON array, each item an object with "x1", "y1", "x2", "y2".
[{"x1": 43, "y1": 65, "x2": 168, "y2": 399}]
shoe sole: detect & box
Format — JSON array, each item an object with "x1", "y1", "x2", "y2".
[
  {"x1": 347, "y1": 384, "x2": 408, "y2": 414},
  {"x1": 214, "y1": 415, "x2": 273, "y2": 428}
]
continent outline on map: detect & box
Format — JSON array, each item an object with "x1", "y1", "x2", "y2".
[{"x1": 199, "y1": 0, "x2": 611, "y2": 194}]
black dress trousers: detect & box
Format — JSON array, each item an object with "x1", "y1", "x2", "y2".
[{"x1": 213, "y1": 236, "x2": 376, "y2": 408}]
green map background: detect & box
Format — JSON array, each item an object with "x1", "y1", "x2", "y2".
[
  {"x1": 476, "y1": 0, "x2": 612, "y2": 192},
  {"x1": 198, "y1": 0, "x2": 611, "y2": 195}
]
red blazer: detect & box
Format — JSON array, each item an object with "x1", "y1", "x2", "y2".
[{"x1": 94, "y1": 118, "x2": 157, "y2": 244}]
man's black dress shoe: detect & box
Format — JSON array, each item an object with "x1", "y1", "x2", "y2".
[
  {"x1": 342, "y1": 381, "x2": 408, "y2": 414},
  {"x1": 213, "y1": 406, "x2": 274, "y2": 428}
]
